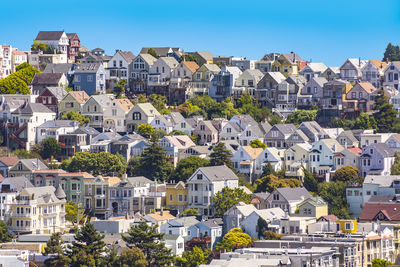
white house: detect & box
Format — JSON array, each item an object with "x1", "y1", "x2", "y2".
[
  {"x1": 126, "y1": 103, "x2": 160, "y2": 132},
  {"x1": 187, "y1": 165, "x2": 239, "y2": 216},
  {"x1": 34, "y1": 31, "x2": 69, "y2": 54},
  {"x1": 241, "y1": 208, "x2": 285, "y2": 238},
  {"x1": 103, "y1": 98, "x2": 133, "y2": 133},
  {"x1": 383, "y1": 62, "x2": 400, "y2": 90},
  {"x1": 107, "y1": 50, "x2": 135, "y2": 87},
  {"x1": 308, "y1": 139, "x2": 344, "y2": 179},
  {"x1": 36, "y1": 120, "x2": 79, "y2": 143}
]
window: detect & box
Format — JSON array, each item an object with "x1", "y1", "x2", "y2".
[
  {"x1": 169, "y1": 194, "x2": 173, "y2": 201},
  {"x1": 178, "y1": 195, "x2": 183, "y2": 202},
  {"x1": 87, "y1": 75, "x2": 93, "y2": 82},
  {"x1": 112, "y1": 109, "x2": 117, "y2": 116},
  {"x1": 74, "y1": 75, "x2": 81, "y2": 82},
  {"x1": 133, "y1": 112, "x2": 141, "y2": 120},
  {"x1": 197, "y1": 174, "x2": 203, "y2": 180},
  {"x1": 345, "y1": 222, "x2": 352, "y2": 230}
]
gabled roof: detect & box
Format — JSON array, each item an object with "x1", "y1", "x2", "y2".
[
  {"x1": 162, "y1": 135, "x2": 195, "y2": 149},
  {"x1": 311, "y1": 77, "x2": 328, "y2": 87},
  {"x1": 274, "y1": 187, "x2": 312, "y2": 202},
  {"x1": 117, "y1": 51, "x2": 135, "y2": 63},
  {"x1": 0, "y1": 156, "x2": 19, "y2": 167},
  {"x1": 43, "y1": 63, "x2": 74, "y2": 74},
  {"x1": 39, "y1": 120, "x2": 78, "y2": 128},
  {"x1": 167, "y1": 112, "x2": 185, "y2": 124},
  {"x1": 145, "y1": 210, "x2": 175, "y2": 221},
  {"x1": 73, "y1": 126, "x2": 100, "y2": 136},
  {"x1": 360, "y1": 203, "x2": 400, "y2": 221},
  {"x1": 281, "y1": 53, "x2": 302, "y2": 63},
  {"x1": 225, "y1": 202, "x2": 257, "y2": 216},
  {"x1": 317, "y1": 214, "x2": 338, "y2": 222},
  {"x1": 89, "y1": 95, "x2": 112, "y2": 107},
  {"x1": 35, "y1": 31, "x2": 65, "y2": 41},
  {"x1": 354, "y1": 82, "x2": 377, "y2": 94},
  {"x1": 347, "y1": 147, "x2": 362, "y2": 156},
  {"x1": 299, "y1": 197, "x2": 327, "y2": 207},
  {"x1": 12, "y1": 102, "x2": 54, "y2": 114},
  {"x1": 265, "y1": 72, "x2": 286, "y2": 84},
  {"x1": 342, "y1": 58, "x2": 368, "y2": 70},
  {"x1": 1, "y1": 176, "x2": 33, "y2": 191},
  {"x1": 303, "y1": 62, "x2": 327, "y2": 73},
  {"x1": 156, "y1": 57, "x2": 179, "y2": 69},
  {"x1": 201, "y1": 64, "x2": 221, "y2": 73},
  {"x1": 114, "y1": 98, "x2": 134, "y2": 112},
  {"x1": 140, "y1": 47, "x2": 175, "y2": 57},
  {"x1": 195, "y1": 165, "x2": 238, "y2": 182},
  {"x1": 68, "y1": 91, "x2": 90, "y2": 104},
  {"x1": 66, "y1": 33, "x2": 77, "y2": 39},
  {"x1": 138, "y1": 53, "x2": 157, "y2": 65},
  {"x1": 23, "y1": 186, "x2": 64, "y2": 203},
  {"x1": 16, "y1": 158, "x2": 48, "y2": 171},
  {"x1": 126, "y1": 176, "x2": 152, "y2": 187},
  {"x1": 253, "y1": 208, "x2": 285, "y2": 222},
  {"x1": 242, "y1": 146, "x2": 264, "y2": 160},
  {"x1": 170, "y1": 216, "x2": 199, "y2": 227},
  {"x1": 31, "y1": 73, "x2": 64, "y2": 85},
  {"x1": 369, "y1": 60, "x2": 388, "y2": 71},
  {"x1": 135, "y1": 103, "x2": 160, "y2": 117},
  {"x1": 270, "y1": 123, "x2": 297, "y2": 136},
  {"x1": 365, "y1": 143, "x2": 394, "y2": 158},
  {"x1": 43, "y1": 87, "x2": 67, "y2": 101},
  {"x1": 195, "y1": 51, "x2": 214, "y2": 61},
  {"x1": 74, "y1": 63, "x2": 101, "y2": 73},
  {"x1": 182, "y1": 61, "x2": 199, "y2": 73},
  {"x1": 198, "y1": 218, "x2": 223, "y2": 228}
]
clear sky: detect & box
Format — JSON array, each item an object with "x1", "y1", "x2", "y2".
[{"x1": 1, "y1": 0, "x2": 400, "y2": 66}]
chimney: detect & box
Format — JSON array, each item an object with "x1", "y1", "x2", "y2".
[
  {"x1": 160, "y1": 207, "x2": 164, "y2": 216},
  {"x1": 359, "y1": 57, "x2": 361, "y2": 67}
]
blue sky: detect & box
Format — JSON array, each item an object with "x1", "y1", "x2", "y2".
[{"x1": 1, "y1": 0, "x2": 399, "y2": 66}]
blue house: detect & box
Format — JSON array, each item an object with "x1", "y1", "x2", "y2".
[{"x1": 72, "y1": 63, "x2": 106, "y2": 95}]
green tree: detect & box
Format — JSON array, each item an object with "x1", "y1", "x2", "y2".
[
  {"x1": 262, "y1": 163, "x2": 276, "y2": 176},
  {"x1": 268, "y1": 114, "x2": 282, "y2": 126},
  {"x1": 373, "y1": 89, "x2": 399, "y2": 133},
  {"x1": 40, "y1": 137, "x2": 61, "y2": 159},
  {"x1": 391, "y1": 152, "x2": 400, "y2": 175},
  {"x1": 249, "y1": 139, "x2": 267, "y2": 149},
  {"x1": 43, "y1": 232, "x2": 70, "y2": 267},
  {"x1": 179, "y1": 54, "x2": 199, "y2": 64},
  {"x1": 220, "y1": 97, "x2": 239, "y2": 119},
  {"x1": 332, "y1": 166, "x2": 360, "y2": 182},
  {"x1": 119, "y1": 247, "x2": 148, "y2": 267},
  {"x1": 262, "y1": 230, "x2": 283, "y2": 240},
  {"x1": 61, "y1": 110, "x2": 90, "y2": 125},
  {"x1": 63, "y1": 152, "x2": 127, "y2": 176},
  {"x1": 0, "y1": 63, "x2": 40, "y2": 94},
  {"x1": 182, "y1": 208, "x2": 198, "y2": 216},
  {"x1": 318, "y1": 181, "x2": 350, "y2": 219},
  {"x1": 354, "y1": 112, "x2": 377, "y2": 130},
  {"x1": 168, "y1": 129, "x2": 188, "y2": 136},
  {"x1": 137, "y1": 124, "x2": 155, "y2": 138},
  {"x1": 383, "y1": 42, "x2": 400, "y2": 61},
  {"x1": 175, "y1": 246, "x2": 209, "y2": 267},
  {"x1": 255, "y1": 174, "x2": 301, "y2": 193},
  {"x1": 147, "y1": 48, "x2": 159, "y2": 59},
  {"x1": 213, "y1": 187, "x2": 251, "y2": 217},
  {"x1": 13, "y1": 149, "x2": 41, "y2": 159},
  {"x1": 69, "y1": 222, "x2": 106, "y2": 267},
  {"x1": 257, "y1": 218, "x2": 269, "y2": 239},
  {"x1": 372, "y1": 258, "x2": 393, "y2": 267},
  {"x1": 114, "y1": 78, "x2": 127, "y2": 98},
  {"x1": 122, "y1": 221, "x2": 174, "y2": 267},
  {"x1": 215, "y1": 228, "x2": 252, "y2": 252},
  {"x1": 127, "y1": 138, "x2": 173, "y2": 181},
  {"x1": 209, "y1": 143, "x2": 233, "y2": 168},
  {"x1": 171, "y1": 156, "x2": 209, "y2": 183},
  {"x1": 0, "y1": 221, "x2": 11, "y2": 243},
  {"x1": 70, "y1": 250, "x2": 96, "y2": 267},
  {"x1": 303, "y1": 168, "x2": 318, "y2": 193},
  {"x1": 149, "y1": 94, "x2": 167, "y2": 112},
  {"x1": 328, "y1": 118, "x2": 355, "y2": 130},
  {"x1": 286, "y1": 109, "x2": 318, "y2": 125},
  {"x1": 65, "y1": 201, "x2": 84, "y2": 225}
]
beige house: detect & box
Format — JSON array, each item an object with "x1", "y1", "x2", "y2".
[
  {"x1": 126, "y1": 103, "x2": 160, "y2": 132},
  {"x1": 84, "y1": 176, "x2": 111, "y2": 219},
  {"x1": 58, "y1": 91, "x2": 89, "y2": 117},
  {"x1": 7, "y1": 185, "x2": 66, "y2": 234},
  {"x1": 103, "y1": 98, "x2": 133, "y2": 132},
  {"x1": 296, "y1": 197, "x2": 328, "y2": 218},
  {"x1": 284, "y1": 143, "x2": 311, "y2": 179},
  {"x1": 8, "y1": 159, "x2": 48, "y2": 180}
]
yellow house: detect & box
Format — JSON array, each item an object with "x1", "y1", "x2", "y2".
[
  {"x1": 337, "y1": 219, "x2": 357, "y2": 234},
  {"x1": 297, "y1": 197, "x2": 328, "y2": 218},
  {"x1": 8, "y1": 185, "x2": 66, "y2": 234},
  {"x1": 166, "y1": 181, "x2": 188, "y2": 212},
  {"x1": 272, "y1": 53, "x2": 303, "y2": 77}
]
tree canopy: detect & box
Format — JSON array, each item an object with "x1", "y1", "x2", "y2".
[
  {"x1": 175, "y1": 246, "x2": 210, "y2": 267},
  {"x1": 286, "y1": 109, "x2": 318, "y2": 125},
  {"x1": 0, "y1": 62, "x2": 40, "y2": 94},
  {"x1": 391, "y1": 152, "x2": 400, "y2": 175},
  {"x1": 171, "y1": 156, "x2": 209, "y2": 183},
  {"x1": 209, "y1": 143, "x2": 233, "y2": 168},
  {"x1": 43, "y1": 232, "x2": 70, "y2": 267},
  {"x1": 137, "y1": 124, "x2": 155, "y2": 139},
  {"x1": 114, "y1": 78, "x2": 127, "y2": 98},
  {"x1": 318, "y1": 181, "x2": 350, "y2": 219},
  {"x1": 215, "y1": 228, "x2": 252, "y2": 252},
  {"x1": 61, "y1": 110, "x2": 90, "y2": 125},
  {"x1": 40, "y1": 137, "x2": 61, "y2": 159},
  {"x1": 213, "y1": 187, "x2": 251, "y2": 217},
  {"x1": 383, "y1": 42, "x2": 400, "y2": 61},
  {"x1": 249, "y1": 139, "x2": 267, "y2": 149},
  {"x1": 373, "y1": 89, "x2": 400, "y2": 133},
  {"x1": 122, "y1": 221, "x2": 173, "y2": 266},
  {"x1": 255, "y1": 174, "x2": 301, "y2": 193},
  {"x1": 332, "y1": 166, "x2": 360, "y2": 182},
  {"x1": 372, "y1": 258, "x2": 393, "y2": 267},
  {"x1": 61, "y1": 152, "x2": 127, "y2": 176}
]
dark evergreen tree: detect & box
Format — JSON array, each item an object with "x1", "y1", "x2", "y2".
[
  {"x1": 69, "y1": 222, "x2": 106, "y2": 266},
  {"x1": 209, "y1": 143, "x2": 233, "y2": 168},
  {"x1": 383, "y1": 42, "x2": 400, "y2": 61},
  {"x1": 303, "y1": 168, "x2": 318, "y2": 193},
  {"x1": 43, "y1": 232, "x2": 70, "y2": 267},
  {"x1": 119, "y1": 247, "x2": 148, "y2": 267},
  {"x1": 122, "y1": 221, "x2": 173, "y2": 267},
  {"x1": 373, "y1": 89, "x2": 399, "y2": 133},
  {"x1": 0, "y1": 221, "x2": 11, "y2": 243}
]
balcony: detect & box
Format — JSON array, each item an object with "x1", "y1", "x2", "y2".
[{"x1": 7, "y1": 213, "x2": 32, "y2": 218}]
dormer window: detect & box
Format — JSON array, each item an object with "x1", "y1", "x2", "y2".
[
  {"x1": 200, "y1": 125, "x2": 205, "y2": 131},
  {"x1": 197, "y1": 174, "x2": 203, "y2": 180},
  {"x1": 227, "y1": 128, "x2": 231, "y2": 133}
]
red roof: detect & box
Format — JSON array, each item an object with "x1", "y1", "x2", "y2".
[
  {"x1": 0, "y1": 156, "x2": 19, "y2": 166},
  {"x1": 317, "y1": 214, "x2": 338, "y2": 222},
  {"x1": 347, "y1": 147, "x2": 362, "y2": 156},
  {"x1": 360, "y1": 203, "x2": 400, "y2": 221}
]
